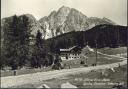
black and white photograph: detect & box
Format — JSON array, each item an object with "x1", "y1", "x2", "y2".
[{"x1": 1, "y1": 0, "x2": 127, "y2": 88}]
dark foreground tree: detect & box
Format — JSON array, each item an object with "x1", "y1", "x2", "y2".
[
  {"x1": 2, "y1": 15, "x2": 32, "y2": 70},
  {"x1": 2, "y1": 15, "x2": 20, "y2": 70},
  {"x1": 31, "y1": 30, "x2": 45, "y2": 68}
]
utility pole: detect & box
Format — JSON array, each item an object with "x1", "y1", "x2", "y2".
[
  {"x1": 95, "y1": 40, "x2": 98, "y2": 66},
  {"x1": 127, "y1": 29, "x2": 128, "y2": 60},
  {"x1": 118, "y1": 28, "x2": 120, "y2": 47}
]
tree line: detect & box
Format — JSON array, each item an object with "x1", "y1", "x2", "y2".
[{"x1": 45, "y1": 24, "x2": 127, "y2": 53}]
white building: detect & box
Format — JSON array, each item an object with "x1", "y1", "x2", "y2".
[{"x1": 60, "y1": 46, "x2": 81, "y2": 60}]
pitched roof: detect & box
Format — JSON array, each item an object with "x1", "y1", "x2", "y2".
[
  {"x1": 82, "y1": 45, "x2": 94, "y2": 52},
  {"x1": 60, "y1": 46, "x2": 77, "y2": 52}
]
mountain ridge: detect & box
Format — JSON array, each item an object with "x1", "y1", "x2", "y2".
[{"x1": 1, "y1": 6, "x2": 116, "y2": 40}]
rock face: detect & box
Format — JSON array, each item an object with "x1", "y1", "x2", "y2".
[
  {"x1": 19, "y1": 14, "x2": 44, "y2": 38},
  {"x1": 39, "y1": 6, "x2": 116, "y2": 39}
]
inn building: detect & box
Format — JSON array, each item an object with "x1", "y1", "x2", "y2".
[{"x1": 59, "y1": 46, "x2": 81, "y2": 60}]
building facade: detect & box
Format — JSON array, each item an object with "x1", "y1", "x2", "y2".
[{"x1": 60, "y1": 46, "x2": 81, "y2": 60}]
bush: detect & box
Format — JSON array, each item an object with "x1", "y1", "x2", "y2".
[
  {"x1": 52, "y1": 62, "x2": 63, "y2": 70},
  {"x1": 80, "y1": 61, "x2": 85, "y2": 64}
]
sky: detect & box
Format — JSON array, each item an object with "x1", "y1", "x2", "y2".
[{"x1": 1, "y1": 0, "x2": 127, "y2": 26}]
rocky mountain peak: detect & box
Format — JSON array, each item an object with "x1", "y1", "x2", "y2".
[
  {"x1": 59, "y1": 5, "x2": 71, "y2": 12},
  {"x1": 39, "y1": 6, "x2": 116, "y2": 39}
]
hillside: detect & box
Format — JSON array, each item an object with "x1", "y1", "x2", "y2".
[{"x1": 44, "y1": 24, "x2": 127, "y2": 53}]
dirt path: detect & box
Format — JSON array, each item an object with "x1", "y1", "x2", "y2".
[
  {"x1": 97, "y1": 51, "x2": 127, "y2": 60},
  {"x1": 1, "y1": 59, "x2": 127, "y2": 88}
]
